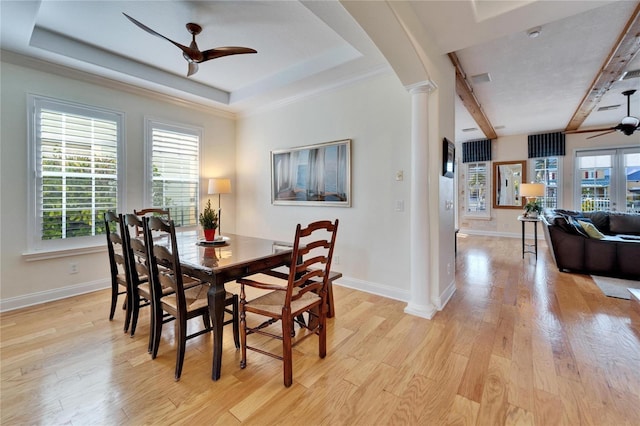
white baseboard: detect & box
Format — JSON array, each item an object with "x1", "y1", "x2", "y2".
[
  {"x1": 434, "y1": 279, "x2": 457, "y2": 310},
  {"x1": 334, "y1": 275, "x2": 456, "y2": 316},
  {"x1": 2, "y1": 275, "x2": 455, "y2": 316},
  {"x1": 459, "y1": 228, "x2": 544, "y2": 240},
  {"x1": 0, "y1": 279, "x2": 109, "y2": 312},
  {"x1": 333, "y1": 276, "x2": 410, "y2": 302}
]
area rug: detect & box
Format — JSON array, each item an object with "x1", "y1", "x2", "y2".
[{"x1": 591, "y1": 275, "x2": 640, "y2": 300}]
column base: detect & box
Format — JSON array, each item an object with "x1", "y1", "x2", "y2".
[{"x1": 404, "y1": 302, "x2": 437, "y2": 319}]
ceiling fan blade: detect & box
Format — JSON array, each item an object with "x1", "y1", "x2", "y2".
[
  {"x1": 564, "y1": 127, "x2": 616, "y2": 134},
  {"x1": 586, "y1": 130, "x2": 616, "y2": 139},
  {"x1": 187, "y1": 62, "x2": 199, "y2": 77},
  {"x1": 123, "y1": 13, "x2": 196, "y2": 58},
  {"x1": 201, "y1": 47, "x2": 257, "y2": 62}
]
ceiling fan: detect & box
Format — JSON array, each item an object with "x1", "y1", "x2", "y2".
[
  {"x1": 566, "y1": 90, "x2": 640, "y2": 139},
  {"x1": 123, "y1": 13, "x2": 257, "y2": 77}
]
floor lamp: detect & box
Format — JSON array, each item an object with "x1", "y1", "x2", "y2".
[{"x1": 208, "y1": 178, "x2": 231, "y2": 239}]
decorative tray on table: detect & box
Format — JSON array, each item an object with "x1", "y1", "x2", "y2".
[{"x1": 196, "y1": 236, "x2": 230, "y2": 246}]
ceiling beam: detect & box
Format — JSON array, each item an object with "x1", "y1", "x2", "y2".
[
  {"x1": 448, "y1": 52, "x2": 498, "y2": 140},
  {"x1": 565, "y1": 2, "x2": 640, "y2": 131}
]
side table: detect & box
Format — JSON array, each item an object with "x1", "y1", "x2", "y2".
[{"x1": 518, "y1": 215, "x2": 540, "y2": 258}]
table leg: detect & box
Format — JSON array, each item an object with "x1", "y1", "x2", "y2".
[
  {"x1": 534, "y1": 221, "x2": 538, "y2": 259},
  {"x1": 207, "y1": 283, "x2": 226, "y2": 381},
  {"x1": 521, "y1": 220, "x2": 525, "y2": 258}
]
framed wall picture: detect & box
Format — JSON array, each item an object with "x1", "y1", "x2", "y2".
[
  {"x1": 271, "y1": 139, "x2": 351, "y2": 207},
  {"x1": 442, "y1": 138, "x2": 455, "y2": 178}
]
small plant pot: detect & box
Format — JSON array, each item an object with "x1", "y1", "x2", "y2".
[{"x1": 203, "y1": 228, "x2": 216, "y2": 242}]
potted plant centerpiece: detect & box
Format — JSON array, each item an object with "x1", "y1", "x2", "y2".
[
  {"x1": 524, "y1": 199, "x2": 543, "y2": 218},
  {"x1": 199, "y1": 199, "x2": 218, "y2": 241}
]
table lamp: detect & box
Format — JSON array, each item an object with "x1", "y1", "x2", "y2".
[
  {"x1": 520, "y1": 182, "x2": 545, "y2": 217},
  {"x1": 208, "y1": 178, "x2": 231, "y2": 239}
]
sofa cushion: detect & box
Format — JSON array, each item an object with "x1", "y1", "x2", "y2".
[
  {"x1": 582, "y1": 211, "x2": 610, "y2": 233},
  {"x1": 609, "y1": 213, "x2": 640, "y2": 235},
  {"x1": 578, "y1": 220, "x2": 605, "y2": 239},
  {"x1": 549, "y1": 215, "x2": 573, "y2": 232}
]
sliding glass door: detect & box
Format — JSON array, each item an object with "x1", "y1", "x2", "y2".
[{"x1": 576, "y1": 147, "x2": 640, "y2": 213}]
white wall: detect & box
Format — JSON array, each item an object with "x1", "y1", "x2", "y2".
[
  {"x1": 0, "y1": 59, "x2": 236, "y2": 308},
  {"x1": 235, "y1": 72, "x2": 413, "y2": 299},
  {"x1": 1, "y1": 60, "x2": 458, "y2": 312},
  {"x1": 458, "y1": 131, "x2": 639, "y2": 237}
]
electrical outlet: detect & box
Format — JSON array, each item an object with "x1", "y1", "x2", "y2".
[
  {"x1": 69, "y1": 262, "x2": 78, "y2": 274},
  {"x1": 334, "y1": 256, "x2": 340, "y2": 265},
  {"x1": 447, "y1": 263, "x2": 451, "y2": 275}
]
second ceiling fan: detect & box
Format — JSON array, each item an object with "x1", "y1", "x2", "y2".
[
  {"x1": 566, "y1": 90, "x2": 640, "y2": 139},
  {"x1": 123, "y1": 13, "x2": 257, "y2": 77}
]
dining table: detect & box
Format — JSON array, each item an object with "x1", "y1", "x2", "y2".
[{"x1": 171, "y1": 230, "x2": 294, "y2": 381}]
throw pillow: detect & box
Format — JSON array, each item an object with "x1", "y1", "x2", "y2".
[
  {"x1": 577, "y1": 220, "x2": 605, "y2": 239},
  {"x1": 566, "y1": 215, "x2": 589, "y2": 238}
]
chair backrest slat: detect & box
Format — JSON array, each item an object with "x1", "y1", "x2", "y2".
[
  {"x1": 122, "y1": 214, "x2": 149, "y2": 288},
  {"x1": 133, "y1": 208, "x2": 170, "y2": 236},
  {"x1": 285, "y1": 220, "x2": 338, "y2": 305},
  {"x1": 104, "y1": 212, "x2": 128, "y2": 279},
  {"x1": 143, "y1": 216, "x2": 189, "y2": 316}
]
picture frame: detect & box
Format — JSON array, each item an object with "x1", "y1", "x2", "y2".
[
  {"x1": 442, "y1": 138, "x2": 455, "y2": 178},
  {"x1": 271, "y1": 139, "x2": 351, "y2": 207}
]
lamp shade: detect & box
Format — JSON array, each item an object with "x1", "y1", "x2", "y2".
[
  {"x1": 208, "y1": 178, "x2": 231, "y2": 195},
  {"x1": 520, "y1": 183, "x2": 545, "y2": 197}
]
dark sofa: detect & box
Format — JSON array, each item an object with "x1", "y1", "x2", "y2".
[{"x1": 541, "y1": 208, "x2": 640, "y2": 279}]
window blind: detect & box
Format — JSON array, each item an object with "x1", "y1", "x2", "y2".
[
  {"x1": 151, "y1": 127, "x2": 200, "y2": 227},
  {"x1": 528, "y1": 132, "x2": 565, "y2": 158},
  {"x1": 462, "y1": 139, "x2": 492, "y2": 163},
  {"x1": 38, "y1": 108, "x2": 118, "y2": 239}
]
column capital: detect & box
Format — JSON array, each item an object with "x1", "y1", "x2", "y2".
[{"x1": 406, "y1": 80, "x2": 438, "y2": 95}]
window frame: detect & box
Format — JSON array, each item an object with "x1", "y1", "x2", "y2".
[
  {"x1": 27, "y1": 94, "x2": 125, "y2": 253},
  {"x1": 143, "y1": 118, "x2": 203, "y2": 228},
  {"x1": 463, "y1": 161, "x2": 491, "y2": 219},
  {"x1": 574, "y1": 147, "x2": 639, "y2": 213},
  {"x1": 529, "y1": 156, "x2": 562, "y2": 209}
]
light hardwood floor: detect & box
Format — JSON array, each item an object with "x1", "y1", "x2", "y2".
[{"x1": 2, "y1": 235, "x2": 639, "y2": 425}]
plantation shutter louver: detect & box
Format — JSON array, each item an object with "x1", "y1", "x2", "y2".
[
  {"x1": 38, "y1": 108, "x2": 118, "y2": 240},
  {"x1": 462, "y1": 139, "x2": 492, "y2": 163},
  {"x1": 528, "y1": 131, "x2": 565, "y2": 158},
  {"x1": 151, "y1": 127, "x2": 200, "y2": 227}
]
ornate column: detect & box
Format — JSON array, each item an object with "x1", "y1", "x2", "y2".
[{"x1": 405, "y1": 81, "x2": 437, "y2": 319}]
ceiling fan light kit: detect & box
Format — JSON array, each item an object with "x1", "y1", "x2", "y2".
[
  {"x1": 123, "y1": 13, "x2": 257, "y2": 77},
  {"x1": 565, "y1": 89, "x2": 639, "y2": 139}
]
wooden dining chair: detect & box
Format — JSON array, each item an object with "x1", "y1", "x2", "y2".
[
  {"x1": 104, "y1": 212, "x2": 130, "y2": 330},
  {"x1": 237, "y1": 219, "x2": 338, "y2": 387},
  {"x1": 121, "y1": 214, "x2": 153, "y2": 341},
  {"x1": 133, "y1": 208, "x2": 170, "y2": 236},
  {"x1": 123, "y1": 214, "x2": 202, "y2": 351},
  {"x1": 143, "y1": 216, "x2": 239, "y2": 380}
]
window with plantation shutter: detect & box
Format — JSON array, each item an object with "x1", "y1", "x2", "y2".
[
  {"x1": 28, "y1": 95, "x2": 124, "y2": 249},
  {"x1": 145, "y1": 120, "x2": 201, "y2": 227},
  {"x1": 464, "y1": 162, "x2": 490, "y2": 218}
]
